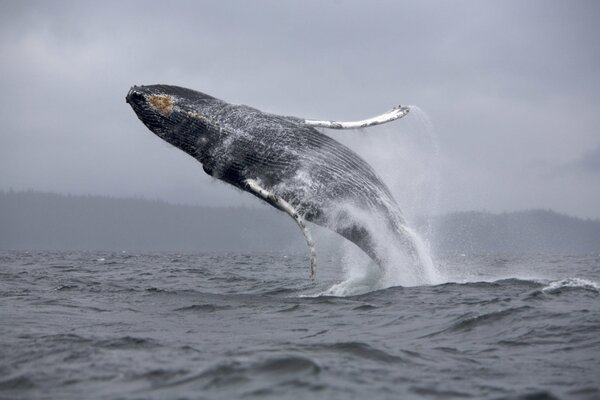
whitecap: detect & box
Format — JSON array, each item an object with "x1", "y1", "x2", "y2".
[{"x1": 541, "y1": 277, "x2": 600, "y2": 293}]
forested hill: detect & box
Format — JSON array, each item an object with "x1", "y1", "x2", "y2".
[
  {"x1": 1, "y1": 191, "x2": 599, "y2": 254},
  {"x1": 431, "y1": 210, "x2": 600, "y2": 255},
  {"x1": 0, "y1": 191, "x2": 299, "y2": 252}
]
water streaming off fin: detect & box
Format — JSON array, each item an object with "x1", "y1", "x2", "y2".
[{"x1": 314, "y1": 106, "x2": 444, "y2": 294}]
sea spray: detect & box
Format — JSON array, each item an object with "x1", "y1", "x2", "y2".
[
  {"x1": 319, "y1": 206, "x2": 442, "y2": 296},
  {"x1": 406, "y1": 105, "x2": 442, "y2": 243},
  {"x1": 320, "y1": 105, "x2": 444, "y2": 293}
]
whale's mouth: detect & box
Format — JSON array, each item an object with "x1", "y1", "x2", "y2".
[
  {"x1": 125, "y1": 86, "x2": 141, "y2": 105},
  {"x1": 126, "y1": 86, "x2": 169, "y2": 139},
  {"x1": 126, "y1": 86, "x2": 174, "y2": 117},
  {"x1": 126, "y1": 85, "x2": 148, "y2": 105}
]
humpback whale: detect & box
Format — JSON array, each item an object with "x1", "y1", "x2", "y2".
[{"x1": 126, "y1": 85, "x2": 423, "y2": 279}]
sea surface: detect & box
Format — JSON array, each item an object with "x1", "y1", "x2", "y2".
[{"x1": 1, "y1": 251, "x2": 599, "y2": 400}]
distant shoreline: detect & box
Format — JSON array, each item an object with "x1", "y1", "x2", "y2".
[{"x1": 1, "y1": 191, "x2": 599, "y2": 254}]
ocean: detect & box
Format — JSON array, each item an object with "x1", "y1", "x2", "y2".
[{"x1": 1, "y1": 251, "x2": 598, "y2": 399}]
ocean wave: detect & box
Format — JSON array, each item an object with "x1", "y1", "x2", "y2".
[
  {"x1": 0, "y1": 375, "x2": 36, "y2": 391},
  {"x1": 154, "y1": 355, "x2": 321, "y2": 391},
  {"x1": 173, "y1": 303, "x2": 231, "y2": 312},
  {"x1": 3, "y1": 251, "x2": 599, "y2": 399},
  {"x1": 97, "y1": 336, "x2": 160, "y2": 350},
  {"x1": 447, "y1": 306, "x2": 532, "y2": 333},
  {"x1": 301, "y1": 341, "x2": 411, "y2": 364},
  {"x1": 541, "y1": 278, "x2": 600, "y2": 294}
]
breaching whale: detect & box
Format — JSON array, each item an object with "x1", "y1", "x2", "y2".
[{"x1": 126, "y1": 85, "x2": 422, "y2": 279}]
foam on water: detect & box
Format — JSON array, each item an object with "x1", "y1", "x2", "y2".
[{"x1": 542, "y1": 277, "x2": 600, "y2": 293}]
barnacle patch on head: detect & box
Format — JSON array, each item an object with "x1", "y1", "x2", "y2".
[{"x1": 149, "y1": 95, "x2": 174, "y2": 116}]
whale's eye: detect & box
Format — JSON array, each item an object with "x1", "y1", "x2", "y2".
[{"x1": 149, "y1": 95, "x2": 174, "y2": 116}]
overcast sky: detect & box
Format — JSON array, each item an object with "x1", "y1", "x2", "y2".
[{"x1": 1, "y1": 0, "x2": 599, "y2": 218}]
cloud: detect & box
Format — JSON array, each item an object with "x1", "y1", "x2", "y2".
[
  {"x1": 572, "y1": 145, "x2": 600, "y2": 172},
  {"x1": 0, "y1": 0, "x2": 599, "y2": 217}
]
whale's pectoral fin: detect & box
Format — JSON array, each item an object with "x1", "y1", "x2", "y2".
[
  {"x1": 244, "y1": 179, "x2": 316, "y2": 279},
  {"x1": 304, "y1": 105, "x2": 410, "y2": 129}
]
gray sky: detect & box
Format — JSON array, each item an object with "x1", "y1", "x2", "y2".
[{"x1": 1, "y1": 0, "x2": 599, "y2": 218}]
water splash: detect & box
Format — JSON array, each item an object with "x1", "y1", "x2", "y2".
[
  {"x1": 319, "y1": 106, "x2": 444, "y2": 295},
  {"x1": 201, "y1": 98, "x2": 444, "y2": 292}
]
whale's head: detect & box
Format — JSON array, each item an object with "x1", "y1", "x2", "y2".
[{"x1": 126, "y1": 84, "x2": 219, "y2": 158}]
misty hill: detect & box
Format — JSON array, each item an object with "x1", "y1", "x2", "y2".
[
  {"x1": 431, "y1": 210, "x2": 600, "y2": 255},
  {"x1": 0, "y1": 191, "x2": 301, "y2": 252},
  {"x1": 1, "y1": 191, "x2": 599, "y2": 254}
]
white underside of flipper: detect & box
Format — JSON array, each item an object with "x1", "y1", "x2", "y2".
[
  {"x1": 304, "y1": 105, "x2": 410, "y2": 129},
  {"x1": 244, "y1": 179, "x2": 316, "y2": 279}
]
